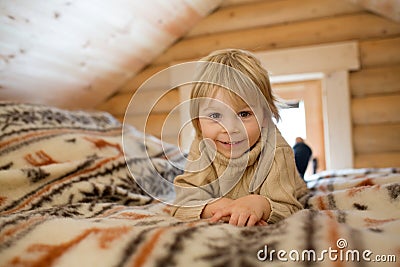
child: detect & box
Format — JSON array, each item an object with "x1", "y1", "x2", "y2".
[{"x1": 170, "y1": 49, "x2": 308, "y2": 226}]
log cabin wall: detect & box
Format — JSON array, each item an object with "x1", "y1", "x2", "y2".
[{"x1": 98, "y1": 0, "x2": 400, "y2": 169}]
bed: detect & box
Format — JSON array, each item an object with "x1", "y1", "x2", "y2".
[{"x1": 0, "y1": 102, "x2": 399, "y2": 267}]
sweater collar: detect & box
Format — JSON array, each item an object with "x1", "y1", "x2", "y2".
[
  {"x1": 212, "y1": 135, "x2": 262, "y2": 167},
  {"x1": 200, "y1": 121, "x2": 276, "y2": 194}
]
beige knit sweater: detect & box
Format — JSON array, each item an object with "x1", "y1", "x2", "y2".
[{"x1": 171, "y1": 128, "x2": 308, "y2": 224}]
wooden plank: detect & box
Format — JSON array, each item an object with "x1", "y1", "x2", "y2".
[
  {"x1": 350, "y1": 65, "x2": 400, "y2": 97},
  {"x1": 188, "y1": 0, "x2": 362, "y2": 37},
  {"x1": 98, "y1": 89, "x2": 179, "y2": 116},
  {"x1": 128, "y1": 89, "x2": 180, "y2": 115},
  {"x1": 354, "y1": 152, "x2": 400, "y2": 168},
  {"x1": 152, "y1": 13, "x2": 400, "y2": 65},
  {"x1": 163, "y1": 41, "x2": 360, "y2": 76},
  {"x1": 352, "y1": 93, "x2": 400, "y2": 125},
  {"x1": 323, "y1": 71, "x2": 353, "y2": 169},
  {"x1": 120, "y1": 115, "x2": 179, "y2": 146},
  {"x1": 353, "y1": 123, "x2": 400, "y2": 154},
  {"x1": 97, "y1": 93, "x2": 132, "y2": 115},
  {"x1": 302, "y1": 80, "x2": 326, "y2": 172},
  {"x1": 360, "y1": 37, "x2": 400, "y2": 68},
  {"x1": 118, "y1": 64, "x2": 169, "y2": 94},
  {"x1": 344, "y1": 0, "x2": 400, "y2": 22},
  {"x1": 220, "y1": 0, "x2": 265, "y2": 7},
  {"x1": 0, "y1": 1, "x2": 214, "y2": 109},
  {"x1": 256, "y1": 41, "x2": 359, "y2": 75},
  {"x1": 123, "y1": 112, "x2": 181, "y2": 139},
  {"x1": 273, "y1": 80, "x2": 318, "y2": 98}
]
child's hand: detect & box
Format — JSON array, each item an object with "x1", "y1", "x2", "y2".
[
  {"x1": 209, "y1": 195, "x2": 271, "y2": 226},
  {"x1": 201, "y1": 197, "x2": 234, "y2": 219}
]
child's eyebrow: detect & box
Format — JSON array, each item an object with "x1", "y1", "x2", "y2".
[
  {"x1": 201, "y1": 100, "x2": 226, "y2": 108},
  {"x1": 199, "y1": 105, "x2": 222, "y2": 113},
  {"x1": 236, "y1": 103, "x2": 254, "y2": 110}
]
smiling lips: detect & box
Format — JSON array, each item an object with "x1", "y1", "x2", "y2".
[{"x1": 218, "y1": 140, "x2": 243, "y2": 145}]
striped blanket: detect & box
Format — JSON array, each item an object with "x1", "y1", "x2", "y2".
[{"x1": 0, "y1": 102, "x2": 399, "y2": 267}]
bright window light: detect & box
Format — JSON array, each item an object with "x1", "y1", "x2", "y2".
[{"x1": 276, "y1": 101, "x2": 307, "y2": 147}]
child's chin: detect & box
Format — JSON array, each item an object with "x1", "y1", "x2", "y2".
[{"x1": 222, "y1": 150, "x2": 246, "y2": 159}]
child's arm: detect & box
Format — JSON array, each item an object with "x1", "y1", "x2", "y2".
[
  {"x1": 171, "y1": 138, "x2": 222, "y2": 220},
  {"x1": 257, "y1": 145, "x2": 308, "y2": 224},
  {"x1": 208, "y1": 195, "x2": 271, "y2": 226}
]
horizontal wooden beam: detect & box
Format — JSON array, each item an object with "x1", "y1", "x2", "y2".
[
  {"x1": 354, "y1": 152, "x2": 400, "y2": 168},
  {"x1": 353, "y1": 123, "x2": 400, "y2": 154},
  {"x1": 352, "y1": 93, "x2": 400, "y2": 125},
  {"x1": 97, "y1": 93, "x2": 132, "y2": 115},
  {"x1": 98, "y1": 88, "x2": 179, "y2": 116},
  {"x1": 350, "y1": 65, "x2": 400, "y2": 97},
  {"x1": 344, "y1": 0, "x2": 400, "y2": 22},
  {"x1": 188, "y1": 0, "x2": 362, "y2": 37},
  {"x1": 220, "y1": 0, "x2": 264, "y2": 7},
  {"x1": 359, "y1": 37, "x2": 400, "y2": 68},
  {"x1": 122, "y1": 112, "x2": 181, "y2": 139},
  {"x1": 256, "y1": 41, "x2": 359, "y2": 75},
  {"x1": 118, "y1": 64, "x2": 169, "y2": 94},
  {"x1": 152, "y1": 13, "x2": 400, "y2": 65}
]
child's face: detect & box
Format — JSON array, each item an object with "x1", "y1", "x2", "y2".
[{"x1": 198, "y1": 90, "x2": 262, "y2": 159}]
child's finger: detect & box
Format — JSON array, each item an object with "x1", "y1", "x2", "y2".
[
  {"x1": 210, "y1": 210, "x2": 231, "y2": 223},
  {"x1": 246, "y1": 214, "x2": 258, "y2": 227},
  {"x1": 209, "y1": 211, "x2": 223, "y2": 223},
  {"x1": 228, "y1": 213, "x2": 239, "y2": 226},
  {"x1": 237, "y1": 213, "x2": 250, "y2": 227}
]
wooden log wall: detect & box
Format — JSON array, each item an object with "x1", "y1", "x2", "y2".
[
  {"x1": 98, "y1": 0, "x2": 400, "y2": 168},
  {"x1": 351, "y1": 37, "x2": 400, "y2": 168}
]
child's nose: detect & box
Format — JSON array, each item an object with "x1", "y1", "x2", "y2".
[{"x1": 222, "y1": 116, "x2": 241, "y2": 134}]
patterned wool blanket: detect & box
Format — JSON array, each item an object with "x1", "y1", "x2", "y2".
[{"x1": 0, "y1": 102, "x2": 399, "y2": 267}]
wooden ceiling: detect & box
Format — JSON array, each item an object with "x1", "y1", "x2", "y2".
[
  {"x1": 344, "y1": 0, "x2": 400, "y2": 22},
  {"x1": 0, "y1": 0, "x2": 398, "y2": 109},
  {"x1": 0, "y1": 0, "x2": 221, "y2": 109}
]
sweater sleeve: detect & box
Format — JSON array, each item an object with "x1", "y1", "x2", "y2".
[
  {"x1": 171, "y1": 169, "x2": 219, "y2": 220},
  {"x1": 170, "y1": 138, "x2": 220, "y2": 220},
  {"x1": 260, "y1": 145, "x2": 309, "y2": 224}
]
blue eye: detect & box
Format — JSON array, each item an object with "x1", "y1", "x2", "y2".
[{"x1": 208, "y1": 113, "x2": 221, "y2": 120}]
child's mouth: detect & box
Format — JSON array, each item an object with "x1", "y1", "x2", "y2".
[{"x1": 219, "y1": 140, "x2": 243, "y2": 145}]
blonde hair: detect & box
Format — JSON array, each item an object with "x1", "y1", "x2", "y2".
[{"x1": 190, "y1": 49, "x2": 280, "y2": 134}]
